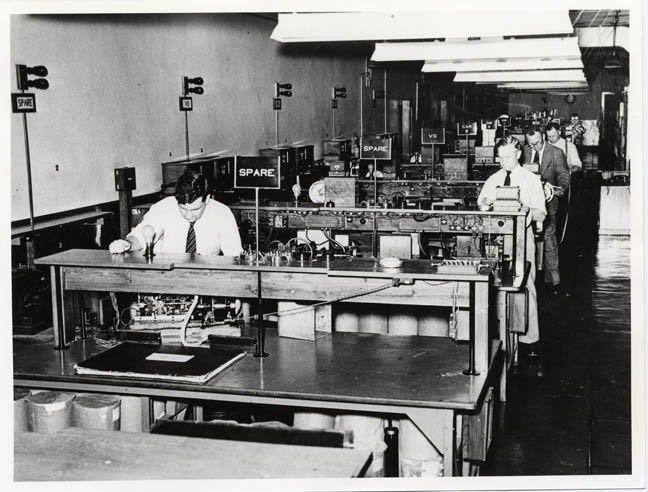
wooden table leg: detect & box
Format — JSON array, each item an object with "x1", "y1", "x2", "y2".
[
  {"x1": 498, "y1": 291, "x2": 508, "y2": 401},
  {"x1": 443, "y1": 410, "x2": 456, "y2": 477},
  {"x1": 474, "y1": 282, "x2": 489, "y2": 374},
  {"x1": 141, "y1": 396, "x2": 152, "y2": 432},
  {"x1": 194, "y1": 404, "x2": 204, "y2": 421}
]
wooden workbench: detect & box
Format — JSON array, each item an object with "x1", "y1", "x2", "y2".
[
  {"x1": 35, "y1": 249, "x2": 493, "y2": 375},
  {"x1": 14, "y1": 333, "x2": 502, "y2": 478},
  {"x1": 15, "y1": 428, "x2": 371, "y2": 480},
  {"x1": 25, "y1": 249, "x2": 503, "y2": 476}
]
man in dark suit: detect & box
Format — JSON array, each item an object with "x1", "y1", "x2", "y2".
[{"x1": 523, "y1": 128, "x2": 571, "y2": 295}]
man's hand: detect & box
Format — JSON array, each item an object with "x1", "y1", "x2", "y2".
[
  {"x1": 109, "y1": 239, "x2": 131, "y2": 254},
  {"x1": 553, "y1": 186, "x2": 565, "y2": 197},
  {"x1": 479, "y1": 198, "x2": 494, "y2": 209}
]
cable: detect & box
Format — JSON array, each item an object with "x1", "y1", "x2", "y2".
[
  {"x1": 304, "y1": 229, "x2": 328, "y2": 247},
  {"x1": 119, "y1": 307, "x2": 133, "y2": 328},
  {"x1": 250, "y1": 280, "x2": 396, "y2": 320},
  {"x1": 423, "y1": 280, "x2": 452, "y2": 287},
  {"x1": 286, "y1": 237, "x2": 314, "y2": 258},
  {"x1": 180, "y1": 295, "x2": 204, "y2": 346},
  {"x1": 109, "y1": 292, "x2": 120, "y2": 329},
  {"x1": 417, "y1": 233, "x2": 430, "y2": 258},
  {"x1": 322, "y1": 229, "x2": 346, "y2": 253},
  {"x1": 559, "y1": 184, "x2": 571, "y2": 245},
  {"x1": 473, "y1": 236, "x2": 486, "y2": 258}
]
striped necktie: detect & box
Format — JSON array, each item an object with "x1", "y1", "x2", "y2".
[{"x1": 185, "y1": 222, "x2": 197, "y2": 254}]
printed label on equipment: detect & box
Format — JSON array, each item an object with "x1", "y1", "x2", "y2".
[{"x1": 146, "y1": 353, "x2": 195, "y2": 363}]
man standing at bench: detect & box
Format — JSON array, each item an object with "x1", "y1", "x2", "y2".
[{"x1": 109, "y1": 169, "x2": 242, "y2": 256}]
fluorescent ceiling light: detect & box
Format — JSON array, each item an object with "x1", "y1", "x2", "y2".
[
  {"x1": 497, "y1": 81, "x2": 589, "y2": 89},
  {"x1": 271, "y1": 11, "x2": 573, "y2": 42},
  {"x1": 372, "y1": 36, "x2": 581, "y2": 62},
  {"x1": 545, "y1": 90, "x2": 592, "y2": 94},
  {"x1": 575, "y1": 26, "x2": 630, "y2": 52},
  {"x1": 454, "y1": 69, "x2": 586, "y2": 83},
  {"x1": 422, "y1": 57, "x2": 583, "y2": 73}
]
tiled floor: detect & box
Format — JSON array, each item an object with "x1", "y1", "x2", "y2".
[{"x1": 482, "y1": 178, "x2": 632, "y2": 476}]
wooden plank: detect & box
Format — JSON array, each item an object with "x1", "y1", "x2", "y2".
[
  {"x1": 63, "y1": 267, "x2": 257, "y2": 297},
  {"x1": 14, "y1": 428, "x2": 371, "y2": 480},
  {"x1": 262, "y1": 272, "x2": 470, "y2": 307},
  {"x1": 507, "y1": 291, "x2": 528, "y2": 334},
  {"x1": 36, "y1": 249, "x2": 175, "y2": 270},
  {"x1": 462, "y1": 387, "x2": 495, "y2": 462}
]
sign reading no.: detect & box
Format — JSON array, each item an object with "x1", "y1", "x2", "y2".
[{"x1": 234, "y1": 156, "x2": 281, "y2": 189}]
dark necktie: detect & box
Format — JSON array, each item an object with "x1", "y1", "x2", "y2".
[
  {"x1": 504, "y1": 171, "x2": 511, "y2": 186},
  {"x1": 185, "y1": 222, "x2": 196, "y2": 253},
  {"x1": 533, "y1": 150, "x2": 540, "y2": 164}
]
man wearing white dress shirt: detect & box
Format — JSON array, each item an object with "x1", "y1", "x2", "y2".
[
  {"x1": 545, "y1": 122, "x2": 582, "y2": 173},
  {"x1": 109, "y1": 169, "x2": 242, "y2": 256},
  {"x1": 478, "y1": 136, "x2": 546, "y2": 355}
]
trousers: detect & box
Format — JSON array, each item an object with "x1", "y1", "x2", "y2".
[
  {"x1": 543, "y1": 214, "x2": 560, "y2": 285},
  {"x1": 519, "y1": 227, "x2": 539, "y2": 344}
]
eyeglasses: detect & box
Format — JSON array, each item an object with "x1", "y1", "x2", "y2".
[{"x1": 528, "y1": 140, "x2": 544, "y2": 148}]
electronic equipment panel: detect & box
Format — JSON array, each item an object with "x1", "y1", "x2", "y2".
[{"x1": 233, "y1": 205, "x2": 516, "y2": 235}]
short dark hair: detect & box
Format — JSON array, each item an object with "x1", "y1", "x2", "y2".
[
  {"x1": 524, "y1": 126, "x2": 541, "y2": 137},
  {"x1": 495, "y1": 135, "x2": 522, "y2": 153},
  {"x1": 544, "y1": 122, "x2": 561, "y2": 133},
  {"x1": 175, "y1": 169, "x2": 209, "y2": 204}
]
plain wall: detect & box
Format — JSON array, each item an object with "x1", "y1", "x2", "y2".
[{"x1": 10, "y1": 14, "x2": 366, "y2": 220}]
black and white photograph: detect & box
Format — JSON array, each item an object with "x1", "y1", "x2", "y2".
[{"x1": 4, "y1": 1, "x2": 644, "y2": 491}]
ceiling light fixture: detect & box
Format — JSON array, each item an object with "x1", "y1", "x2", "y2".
[
  {"x1": 372, "y1": 36, "x2": 581, "y2": 62},
  {"x1": 496, "y1": 81, "x2": 589, "y2": 90},
  {"x1": 454, "y1": 69, "x2": 586, "y2": 83},
  {"x1": 422, "y1": 57, "x2": 583, "y2": 73},
  {"x1": 271, "y1": 11, "x2": 573, "y2": 43}
]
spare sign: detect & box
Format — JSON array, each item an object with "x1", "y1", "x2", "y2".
[
  {"x1": 360, "y1": 135, "x2": 391, "y2": 160},
  {"x1": 234, "y1": 156, "x2": 281, "y2": 189}
]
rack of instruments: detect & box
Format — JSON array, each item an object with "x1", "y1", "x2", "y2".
[{"x1": 231, "y1": 202, "x2": 528, "y2": 289}]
